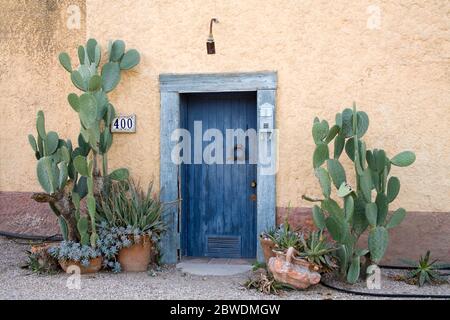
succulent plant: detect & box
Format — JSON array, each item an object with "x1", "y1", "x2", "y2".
[
  {"x1": 305, "y1": 102, "x2": 415, "y2": 283},
  {"x1": 298, "y1": 231, "x2": 337, "y2": 272},
  {"x1": 260, "y1": 227, "x2": 277, "y2": 240},
  {"x1": 97, "y1": 179, "x2": 165, "y2": 235},
  {"x1": 48, "y1": 241, "x2": 100, "y2": 266},
  {"x1": 245, "y1": 270, "x2": 291, "y2": 295},
  {"x1": 401, "y1": 251, "x2": 450, "y2": 287},
  {"x1": 267, "y1": 222, "x2": 302, "y2": 251},
  {"x1": 96, "y1": 223, "x2": 144, "y2": 273}
]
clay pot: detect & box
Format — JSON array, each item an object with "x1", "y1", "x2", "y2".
[
  {"x1": 30, "y1": 243, "x2": 50, "y2": 254},
  {"x1": 59, "y1": 257, "x2": 102, "y2": 274},
  {"x1": 259, "y1": 237, "x2": 276, "y2": 264},
  {"x1": 268, "y1": 247, "x2": 321, "y2": 290},
  {"x1": 118, "y1": 235, "x2": 153, "y2": 272}
]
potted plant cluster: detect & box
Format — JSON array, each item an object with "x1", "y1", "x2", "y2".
[
  {"x1": 48, "y1": 241, "x2": 102, "y2": 274},
  {"x1": 261, "y1": 220, "x2": 337, "y2": 272},
  {"x1": 27, "y1": 38, "x2": 140, "y2": 274},
  {"x1": 260, "y1": 220, "x2": 336, "y2": 289},
  {"x1": 96, "y1": 179, "x2": 165, "y2": 272},
  {"x1": 259, "y1": 206, "x2": 301, "y2": 265}
]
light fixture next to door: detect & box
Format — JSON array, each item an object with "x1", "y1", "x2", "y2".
[{"x1": 207, "y1": 18, "x2": 219, "y2": 54}]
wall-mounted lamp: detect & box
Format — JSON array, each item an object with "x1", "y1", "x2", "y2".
[{"x1": 206, "y1": 18, "x2": 219, "y2": 54}]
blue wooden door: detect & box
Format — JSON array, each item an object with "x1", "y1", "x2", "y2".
[{"x1": 181, "y1": 92, "x2": 257, "y2": 258}]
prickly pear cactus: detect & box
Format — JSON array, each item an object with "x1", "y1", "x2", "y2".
[
  {"x1": 29, "y1": 110, "x2": 92, "y2": 241},
  {"x1": 57, "y1": 38, "x2": 139, "y2": 247},
  {"x1": 305, "y1": 102, "x2": 415, "y2": 283},
  {"x1": 59, "y1": 38, "x2": 139, "y2": 179},
  {"x1": 73, "y1": 155, "x2": 99, "y2": 247},
  {"x1": 28, "y1": 38, "x2": 140, "y2": 248},
  {"x1": 29, "y1": 111, "x2": 75, "y2": 194}
]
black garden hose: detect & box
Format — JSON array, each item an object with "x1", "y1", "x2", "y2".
[
  {"x1": 0, "y1": 231, "x2": 62, "y2": 242},
  {"x1": 320, "y1": 264, "x2": 450, "y2": 299},
  {"x1": 379, "y1": 264, "x2": 450, "y2": 271},
  {"x1": 320, "y1": 280, "x2": 450, "y2": 299}
]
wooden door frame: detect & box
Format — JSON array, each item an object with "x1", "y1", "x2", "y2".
[{"x1": 159, "y1": 72, "x2": 277, "y2": 263}]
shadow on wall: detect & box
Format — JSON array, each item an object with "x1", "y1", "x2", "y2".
[{"x1": 0, "y1": 192, "x2": 58, "y2": 235}]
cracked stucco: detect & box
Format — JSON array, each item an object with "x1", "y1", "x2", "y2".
[{"x1": 1, "y1": 0, "x2": 449, "y2": 213}]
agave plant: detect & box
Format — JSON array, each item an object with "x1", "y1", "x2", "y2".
[
  {"x1": 97, "y1": 179, "x2": 165, "y2": 234},
  {"x1": 270, "y1": 222, "x2": 302, "y2": 251},
  {"x1": 298, "y1": 231, "x2": 337, "y2": 272},
  {"x1": 401, "y1": 251, "x2": 450, "y2": 287},
  {"x1": 22, "y1": 250, "x2": 59, "y2": 275},
  {"x1": 260, "y1": 227, "x2": 277, "y2": 241}
]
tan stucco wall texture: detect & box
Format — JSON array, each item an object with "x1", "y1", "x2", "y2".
[
  {"x1": 0, "y1": 0, "x2": 86, "y2": 189},
  {"x1": 1, "y1": 0, "x2": 449, "y2": 214}
]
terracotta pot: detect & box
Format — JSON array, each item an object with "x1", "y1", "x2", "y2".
[
  {"x1": 30, "y1": 243, "x2": 50, "y2": 254},
  {"x1": 59, "y1": 257, "x2": 102, "y2": 274},
  {"x1": 268, "y1": 247, "x2": 321, "y2": 290},
  {"x1": 259, "y1": 237, "x2": 276, "y2": 264},
  {"x1": 118, "y1": 235, "x2": 153, "y2": 272}
]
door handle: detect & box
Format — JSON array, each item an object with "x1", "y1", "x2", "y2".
[{"x1": 250, "y1": 180, "x2": 257, "y2": 188}]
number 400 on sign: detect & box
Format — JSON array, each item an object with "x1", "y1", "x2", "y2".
[{"x1": 111, "y1": 115, "x2": 136, "y2": 133}]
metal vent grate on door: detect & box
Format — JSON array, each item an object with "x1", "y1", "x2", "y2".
[{"x1": 206, "y1": 236, "x2": 241, "y2": 258}]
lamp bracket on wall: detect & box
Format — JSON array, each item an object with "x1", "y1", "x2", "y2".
[{"x1": 207, "y1": 18, "x2": 219, "y2": 54}]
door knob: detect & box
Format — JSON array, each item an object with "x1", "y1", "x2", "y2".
[{"x1": 251, "y1": 180, "x2": 257, "y2": 188}]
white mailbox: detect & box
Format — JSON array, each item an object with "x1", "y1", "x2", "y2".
[{"x1": 259, "y1": 103, "x2": 274, "y2": 139}]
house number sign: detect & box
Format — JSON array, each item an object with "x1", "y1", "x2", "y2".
[{"x1": 111, "y1": 114, "x2": 136, "y2": 133}]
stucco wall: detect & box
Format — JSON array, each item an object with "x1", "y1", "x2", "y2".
[
  {"x1": 0, "y1": 0, "x2": 86, "y2": 190},
  {"x1": 1, "y1": 0, "x2": 449, "y2": 215}
]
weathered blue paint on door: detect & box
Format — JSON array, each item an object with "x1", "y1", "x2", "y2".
[{"x1": 181, "y1": 92, "x2": 257, "y2": 258}]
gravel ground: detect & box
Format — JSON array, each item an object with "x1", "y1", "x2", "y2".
[{"x1": 1, "y1": 237, "x2": 448, "y2": 300}]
